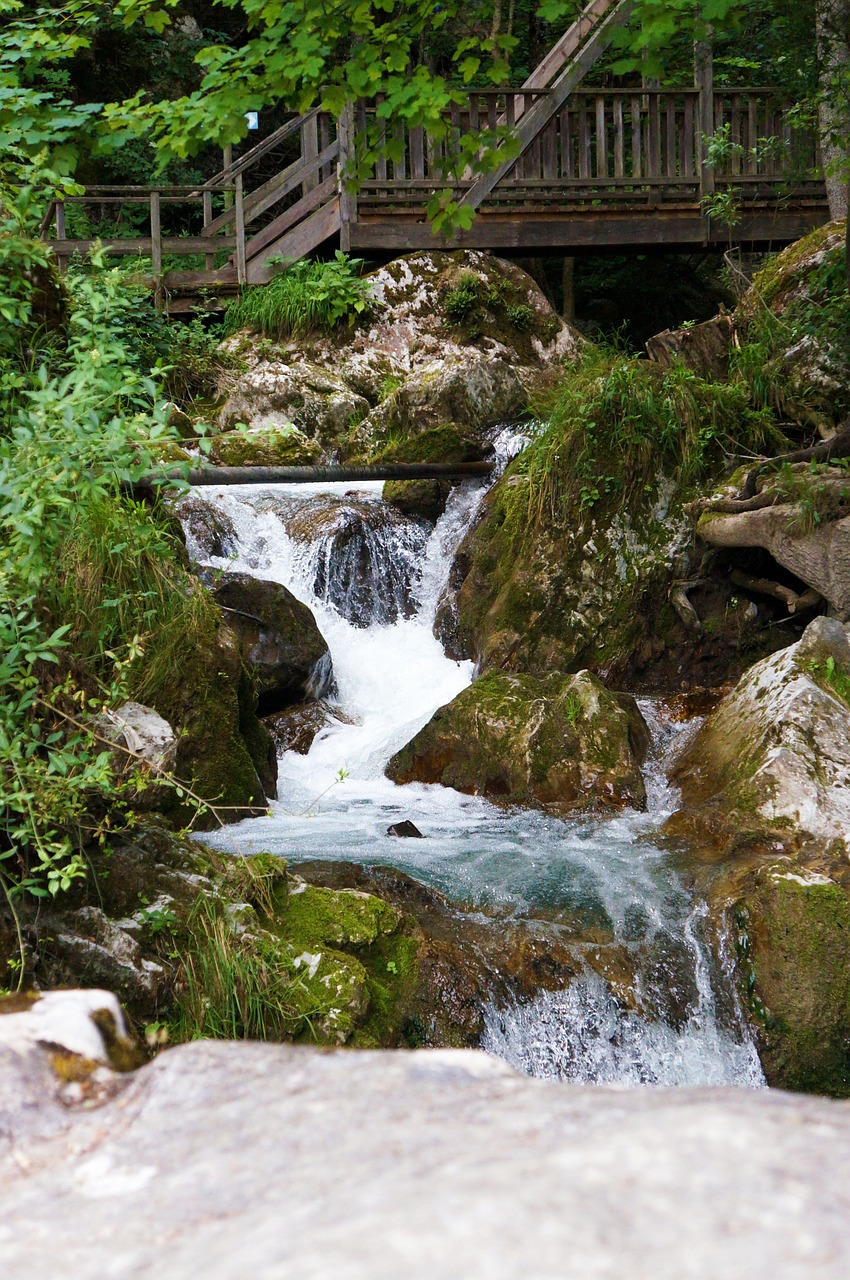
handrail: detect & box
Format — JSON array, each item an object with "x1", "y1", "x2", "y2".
[{"x1": 204, "y1": 108, "x2": 320, "y2": 186}]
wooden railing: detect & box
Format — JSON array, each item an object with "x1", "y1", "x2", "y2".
[
  {"x1": 39, "y1": 82, "x2": 826, "y2": 303},
  {"x1": 353, "y1": 87, "x2": 820, "y2": 216},
  {"x1": 43, "y1": 110, "x2": 339, "y2": 302}
]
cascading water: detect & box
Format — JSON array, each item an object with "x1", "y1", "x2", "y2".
[{"x1": 182, "y1": 449, "x2": 765, "y2": 1089}]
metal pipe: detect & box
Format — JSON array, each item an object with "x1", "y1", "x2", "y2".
[{"x1": 133, "y1": 461, "x2": 494, "y2": 493}]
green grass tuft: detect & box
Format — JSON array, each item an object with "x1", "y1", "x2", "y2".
[{"x1": 223, "y1": 252, "x2": 373, "y2": 340}]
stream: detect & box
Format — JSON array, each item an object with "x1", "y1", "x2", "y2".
[{"x1": 184, "y1": 460, "x2": 765, "y2": 1088}]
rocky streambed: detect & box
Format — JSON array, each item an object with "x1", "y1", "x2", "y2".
[{"x1": 7, "y1": 232, "x2": 850, "y2": 1103}]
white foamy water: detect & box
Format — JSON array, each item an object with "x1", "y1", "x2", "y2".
[{"x1": 182, "y1": 459, "x2": 765, "y2": 1089}]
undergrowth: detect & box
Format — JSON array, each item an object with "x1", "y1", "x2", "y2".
[
  {"x1": 169, "y1": 896, "x2": 306, "y2": 1042},
  {"x1": 223, "y1": 251, "x2": 373, "y2": 340},
  {"x1": 512, "y1": 347, "x2": 785, "y2": 533}
]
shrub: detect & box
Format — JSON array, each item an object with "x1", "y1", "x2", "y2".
[{"x1": 223, "y1": 251, "x2": 373, "y2": 339}]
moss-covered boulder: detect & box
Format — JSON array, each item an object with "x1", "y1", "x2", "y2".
[
  {"x1": 383, "y1": 478, "x2": 451, "y2": 523},
  {"x1": 438, "y1": 463, "x2": 694, "y2": 686},
  {"x1": 209, "y1": 422, "x2": 321, "y2": 467},
  {"x1": 735, "y1": 220, "x2": 850, "y2": 432},
  {"x1": 386, "y1": 670, "x2": 648, "y2": 812},
  {"x1": 666, "y1": 616, "x2": 850, "y2": 858},
  {"x1": 718, "y1": 862, "x2": 850, "y2": 1095},
  {"x1": 217, "y1": 251, "x2": 582, "y2": 464},
  {"x1": 212, "y1": 572, "x2": 333, "y2": 714}
]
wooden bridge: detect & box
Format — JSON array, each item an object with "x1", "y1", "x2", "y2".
[{"x1": 41, "y1": 0, "x2": 829, "y2": 309}]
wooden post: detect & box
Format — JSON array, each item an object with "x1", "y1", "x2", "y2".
[
  {"x1": 54, "y1": 200, "x2": 67, "y2": 274},
  {"x1": 337, "y1": 102, "x2": 358, "y2": 253},
  {"x1": 695, "y1": 36, "x2": 715, "y2": 202},
  {"x1": 222, "y1": 144, "x2": 233, "y2": 211},
  {"x1": 202, "y1": 190, "x2": 214, "y2": 271},
  {"x1": 150, "y1": 190, "x2": 163, "y2": 310},
  {"x1": 301, "y1": 112, "x2": 319, "y2": 195},
  {"x1": 234, "y1": 174, "x2": 247, "y2": 284}
]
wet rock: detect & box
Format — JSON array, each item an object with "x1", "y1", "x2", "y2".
[
  {"x1": 386, "y1": 670, "x2": 648, "y2": 813},
  {"x1": 352, "y1": 354, "x2": 529, "y2": 460},
  {"x1": 713, "y1": 861, "x2": 850, "y2": 1095},
  {"x1": 667, "y1": 614, "x2": 850, "y2": 857},
  {"x1": 270, "y1": 494, "x2": 429, "y2": 627},
  {"x1": 212, "y1": 571, "x2": 333, "y2": 713},
  {"x1": 94, "y1": 703, "x2": 178, "y2": 811},
  {"x1": 216, "y1": 356, "x2": 370, "y2": 445},
  {"x1": 6, "y1": 1039, "x2": 850, "y2": 1278},
  {"x1": 265, "y1": 699, "x2": 348, "y2": 755},
  {"x1": 387, "y1": 821, "x2": 423, "y2": 838},
  {"x1": 208, "y1": 422, "x2": 321, "y2": 468},
  {"x1": 175, "y1": 494, "x2": 238, "y2": 559}
]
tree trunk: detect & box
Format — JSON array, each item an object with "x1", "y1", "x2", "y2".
[
  {"x1": 561, "y1": 256, "x2": 575, "y2": 322},
  {"x1": 817, "y1": 0, "x2": 850, "y2": 220}
]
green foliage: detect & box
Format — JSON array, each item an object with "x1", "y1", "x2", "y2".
[
  {"x1": 505, "y1": 302, "x2": 534, "y2": 331},
  {"x1": 514, "y1": 345, "x2": 784, "y2": 531},
  {"x1": 223, "y1": 252, "x2": 373, "y2": 340},
  {"x1": 0, "y1": 196, "x2": 193, "y2": 906}
]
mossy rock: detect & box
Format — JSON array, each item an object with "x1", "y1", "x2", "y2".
[
  {"x1": 386, "y1": 669, "x2": 648, "y2": 813},
  {"x1": 383, "y1": 478, "x2": 450, "y2": 523},
  {"x1": 726, "y1": 864, "x2": 850, "y2": 1095},
  {"x1": 371, "y1": 422, "x2": 487, "y2": 465},
  {"x1": 209, "y1": 423, "x2": 321, "y2": 467}
]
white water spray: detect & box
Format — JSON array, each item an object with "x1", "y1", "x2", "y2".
[{"x1": 182, "y1": 457, "x2": 765, "y2": 1089}]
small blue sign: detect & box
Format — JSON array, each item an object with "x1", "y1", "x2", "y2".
[{"x1": 245, "y1": 111, "x2": 259, "y2": 131}]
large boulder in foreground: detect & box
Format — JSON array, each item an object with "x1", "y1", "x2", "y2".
[
  {"x1": 4, "y1": 1033, "x2": 850, "y2": 1279},
  {"x1": 386, "y1": 670, "x2": 648, "y2": 812},
  {"x1": 212, "y1": 572, "x2": 333, "y2": 714},
  {"x1": 667, "y1": 615, "x2": 850, "y2": 857}
]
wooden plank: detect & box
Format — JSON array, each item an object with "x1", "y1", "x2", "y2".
[
  {"x1": 560, "y1": 106, "x2": 572, "y2": 177},
  {"x1": 631, "y1": 99, "x2": 642, "y2": 178},
  {"x1": 666, "y1": 99, "x2": 676, "y2": 177},
  {"x1": 461, "y1": 0, "x2": 637, "y2": 210},
  {"x1": 596, "y1": 96, "x2": 608, "y2": 178},
  {"x1": 161, "y1": 266, "x2": 238, "y2": 289},
  {"x1": 613, "y1": 96, "x2": 625, "y2": 177},
  {"x1": 579, "y1": 101, "x2": 591, "y2": 179},
  {"x1": 51, "y1": 236, "x2": 238, "y2": 256},
  {"x1": 337, "y1": 103, "x2": 356, "y2": 252},
  {"x1": 543, "y1": 116, "x2": 558, "y2": 179},
  {"x1": 247, "y1": 197, "x2": 340, "y2": 282},
  {"x1": 683, "y1": 97, "x2": 694, "y2": 177},
  {"x1": 393, "y1": 123, "x2": 407, "y2": 181},
  {"x1": 648, "y1": 93, "x2": 661, "y2": 178},
  {"x1": 522, "y1": 0, "x2": 620, "y2": 90},
  {"x1": 202, "y1": 142, "x2": 338, "y2": 236},
  {"x1": 348, "y1": 206, "x2": 829, "y2": 252},
  {"x1": 410, "y1": 126, "x2": 425, "y2": 179},
  {"x1": 246, "y1": 175, "x2": 338, "y2": 261},
  {"x1": 301, "y1": 112, "x2": 319, "y2": 194},
  {"x1": 234, "y1": 176, "x2": 247, "y2": 285}
]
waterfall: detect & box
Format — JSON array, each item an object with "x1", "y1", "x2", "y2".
[{"x1": 181, "y1": 451, "x2": 765, "y2": 1089}]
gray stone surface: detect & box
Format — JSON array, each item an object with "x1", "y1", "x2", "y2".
[{"x1": 3, "y1": 1037, "x2": 850, "y2": 1278}]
